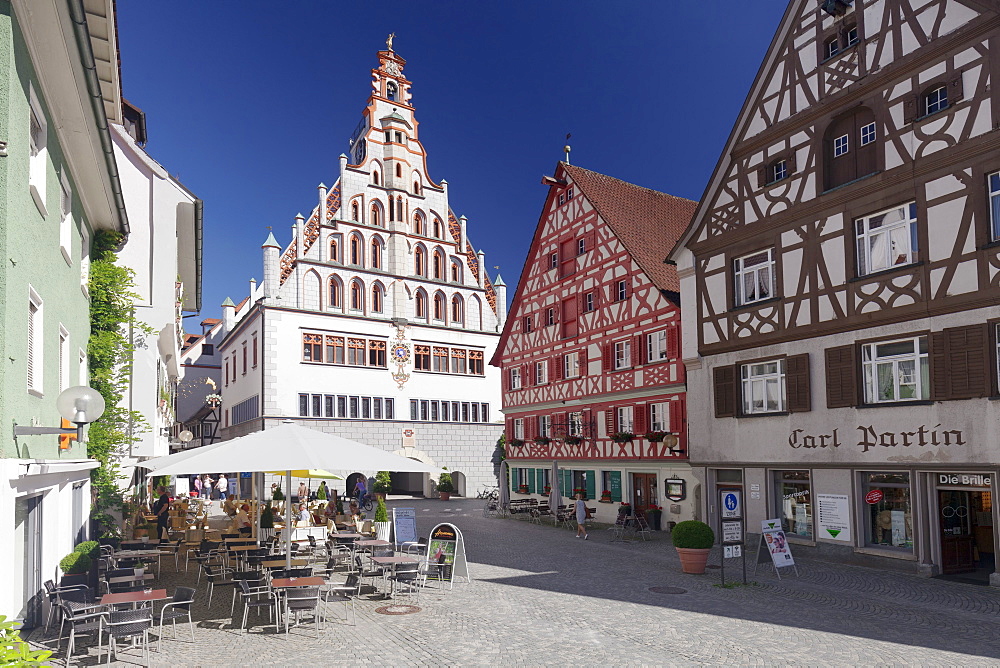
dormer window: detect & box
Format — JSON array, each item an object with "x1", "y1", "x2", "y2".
[
  {"x1": 387, "y1": 81, "x2": 397, "y2": 101},
  {"x1": 924, "y1": 85, "x2": 948, "y2": 116},
  {"x1": 567, "y1": 188, "x2": 574, "y2": 200}
]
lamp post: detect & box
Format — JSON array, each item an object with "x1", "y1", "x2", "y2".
[{"x1": 12, "y1": 385, "x2": 106, "y2": 443}]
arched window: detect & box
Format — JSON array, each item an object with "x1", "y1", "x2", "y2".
[
  {"x1": 414, "y1": 246, "x2": 426, "y2": 276},
  {"x1": 433, "y1": 292, "x2": 445, "y2": 321},
  {"x1": 351, "y1": 201, "x2": 359, "y2": 221},
  {"x1": 350, "y1": 280, "x2": 364, "y2": 311},
  {"x1": 328, "y1": 276, "x2": 342, "y2": 309},
  {"x1": 450, "y1": 260, "x2": 461, "y2": 283},
  {"x1": 433, "y1": 251, "x2": 443, "y2": 279},
  {"x1": 372, "y1": 284, "x2": 384, "y2": 313},
  {"x1": 387, "y1": 81, "x2": 397, "y2": 101},
  {"x1": 329, "y1": 237, "x2": 339, "y2": 263},
  {"x1": 371, "y1": 237, "x2": 382, "y2": 269},
  {"x1": 413, "y1": 212, "x2": 424, "y2": 236},
  {"x1": 433, "y1": 219, "x2": 442, "y2": 238},
  {"x1": 349, "y1": 234, "x2": 363, "y2": 266},
  {"x1": 824, "y1": 106, "x2": 876, "y2": 191},
  {"x1": 451, "y1": 295, "x2": 464, "y2": 324},
  {"x1": 395, "y1": 164, "x2": 402, "y2": 178},
  {"x1": 372, "y1": 169, "x2": 380, "y2": 186},
  {"x1": 415, "y1": 290, "x2": 427, "y2": 319},
  {"x1": 396, "y1": 197, "x2": 403, "y2": 222},
  {"x1": 371, "y1": 204, "x2": 381, "y2": 227},
  {"x1": 413, "y1": 180, "x2": 420, "y2": 195}
]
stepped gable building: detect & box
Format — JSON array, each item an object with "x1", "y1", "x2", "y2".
[
  {"x1": 669, "y1": 0, "x2": 1000, "y2": 582},
  {"x1": 214, "y1": 42, "x2": 505, "y2": 497},
  {"x1": 491, "y1": 162, "x2": 697, "y2": 524}
]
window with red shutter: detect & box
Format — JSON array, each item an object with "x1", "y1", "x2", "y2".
[
  {"x1": 633, "y1": 405, "x2": 647, "y2": 434},
  {"x1": 634, "y1": 335, "x2": 646, "y2": 367},
  {"x1": 604, "y1": 408, "x2": 615, "y2": 438},
  {"x1": 551, "y1": 356, "x2": 562, "y2": 381},
  {"x1": 669, "y1": 400, "x2": 684, "y2": 433},
  {"x1": 601, "y1": 343, "x2": 612, "y2": 372},
  {"x1": 666, "y1": 326, "x2": 679, "y2": 359}
]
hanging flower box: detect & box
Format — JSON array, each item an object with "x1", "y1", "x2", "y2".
[
  {"x1": 611, "y1": 432, "x2": 635, "y2": 444},
  {"x1": 508, "y1": 439, "x2": 525, "y2": 448},
  {"x1": 542, "y1": 485, "x2": 551, "y2": 495},
  {"x1": 644, "y1": 431, "x2": 668, "y2": 443},
  {"x1": 517, "y1": 484, "x2": 530, "y2": 494},
  {"x1": 563, "y1": 435, "x2": 584, "y2": 445},
  {"x1": 599, "y1": 490, "x2": 613, "y2": 503},
  {"x1": 533, "y1": 436, "x2": 551, "y2": 446}
]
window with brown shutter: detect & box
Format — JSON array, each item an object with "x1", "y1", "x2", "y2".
[
  {"x1": 949, "y1": 73, "x2": 964, "y2": 104},
  {"x1": 713, "y1": 366, "x2": 736, "y2": 418},
  {"x1": 785, "y1": 353, "x2": 811, "y2": 413},
  {"x1": 825, "y1": 345, "x2": 858, "y2": 408},
  {"x1": 932, "y1": 324, "x2": 990, "y2": 400}
]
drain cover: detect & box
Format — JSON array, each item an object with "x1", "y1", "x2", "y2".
[
  {"x1": 375, "y1": 604, "x2": 422, "y2": 615},
  {"x1": 648, "y1": 586, "x2": 687, "y2": 594}
]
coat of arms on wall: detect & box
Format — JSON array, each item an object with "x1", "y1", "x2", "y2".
[{"x1": 391, "y1": 323, "x2": 411, "y2": 389}]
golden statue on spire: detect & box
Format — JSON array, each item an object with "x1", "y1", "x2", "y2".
[{"x1": 386, "y1": 33, "x2": 396, "y2": 51}]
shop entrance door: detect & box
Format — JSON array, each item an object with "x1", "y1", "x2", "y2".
[
  {"x1": 939, "y1": 490, "x2": 994, "y2": 575},
  {"x1": 631, "y1": 473, "x2": 657, "y2": 517}
]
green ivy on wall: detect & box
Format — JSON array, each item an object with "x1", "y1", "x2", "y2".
[{"x1": 86, "y1": 231, "x2": 151, "y2": 538}]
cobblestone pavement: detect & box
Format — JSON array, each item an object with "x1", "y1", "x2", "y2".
[{"x1": 30, "y1": 498, "x2": 1000, "y2": 666}]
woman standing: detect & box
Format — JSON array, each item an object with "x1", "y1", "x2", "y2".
[
  {"x1": 575, "y1": 493, "x2": 589, "y2": 540},
  {"x1": 193, "y1": 475, "x2": 203, "y2": 498}
]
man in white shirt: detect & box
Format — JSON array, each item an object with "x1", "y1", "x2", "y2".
[{"x1": 216, "y1": 474, "x2": 228, "y2": 508}]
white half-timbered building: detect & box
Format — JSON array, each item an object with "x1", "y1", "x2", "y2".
[
  {"x1": 210, "y1": 42, "x2": 505, "y2": 497},
  {"x1": 492, "y1": 163, "x2": 697, "y2": 525},
  {"x1": 670, "y1": 0, "x2": 1000, "y2": 583}
]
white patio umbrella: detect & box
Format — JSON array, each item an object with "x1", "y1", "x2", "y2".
[
  {"x1": 549, "y1": 461, "x2": 560, "y2": 518},
  {"x1": 498, "y1": 460, "x2": 510, "y2": 512},
  {"x1": 144, "y1": 422, "x2": 438, "y2": 567}
]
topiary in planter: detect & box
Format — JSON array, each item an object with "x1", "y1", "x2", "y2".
[
  {"x1": 374, "y1": 496, "x2": 389, "y2": 523},
  {"x1": 437, "y1": 471, "x2": 454, "y2": 494},
  {"x1": 260, "y1": 504, "x2": 274, "y2": 529},
  {"x1": 59, "y1": 551, "x2": 92, "y2": 575},
  {"x1": 672, "y1": 520, "x2": 715, "y2": 548},
  {"x1": 74, "y1": 540, "x2": 100, "y2": 560}
]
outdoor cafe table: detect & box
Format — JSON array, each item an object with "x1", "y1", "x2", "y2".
[
  {"x1": 261, "y1": 559, "x2": 308, "y2": 569},
  {"x1": 371, "y1": 555, "x2": 419, "y2": 597},
  {"x1": 270, "y1": 577, "x2": 325, "y2": 588},
  {"x1": 355, "y1": 540, "x2": 391, "y2": 548},
  {"x1": 100, "y1": 588, "x2": 168, "y2": 608}
]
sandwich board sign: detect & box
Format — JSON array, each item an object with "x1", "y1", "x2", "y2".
[
  {"x1": 424, "y1": 523, "x2": 470, "y2": 589},
  {"x1": 392, "y1": 507, "x2": 417, "y2": 547},
  {"x1": 753, "y1": 518, "x2": 799, "y2": 579}
]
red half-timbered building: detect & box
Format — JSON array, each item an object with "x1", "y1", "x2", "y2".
[{"x1": 490, "y1": 163, "x2": 697, "y2": 524}]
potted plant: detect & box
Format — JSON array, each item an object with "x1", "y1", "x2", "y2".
[
  {"x1": 645, "y1": 504, "x2": 663, "y2": 531},
  {"x1": 260, "y1": 503, "x2": 275, "y2": 541},
  {"x1": 672, "y1": 520, "x2": 715, "y2": 574},
  {"x1": 508, "y1": 438, "x2": 525, "y2": 448},
  {"x1": 59, "y1": 551, "x2": 92, "y2": 588},
  {"x1": 542, "y1": 485, "x2": 551, "y2": 496},
  {"x1": 564, "y1": 435, "x2": 583, "y2": 445},
  {"x1": 373, "y1": 496, "x2": 391, "y2": 541},
  {"x1": 572, "y1": 487, "x2": 587, "y2": 500},
  {"x1": 612, "y1": 432, "x2": 635, "y2": 444},
  {"x1": 517, "y1": 483, "x2": 530, "y2": 495},
  {"x1": 533, "y1": 436, "x2": 551, "y2": 446},
  {"x1": 272, "y1": 486, "x2": 285, "y2": 501},
  {"x1": 373, "y1": 471, "x2": 392, "y2": 500},
  {"x1": 437, "y1": 470, "x2": 455, "y2": 500},
  {"x1": 599, "y1": 490, "x2": 613, "y2": 503},
  {"x1": 618, "y1": 501, "x2": 632, "y2": 516},
  {"x1": 644, "y1": 431, "x2": 668, "y2": 443},
  {"x1": 335, "y1": 496, "x2": 345, "y2": 521}
]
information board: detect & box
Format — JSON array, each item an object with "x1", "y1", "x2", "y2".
[
  {"x1": 722, "y1": 520, "x2": 743, "y2": 544},
  {"x1": 816, "y1": 494, "x2": 852, "y2": 542},
  {"x1": 424, "y1": 522, "x2": 470, "y2": 589},
  {"x1": 392, "y1": 507, "x2": 417, "y2": 547},
  {"x1": 174, "y1": 477, "x2": 189, "y2": 496},
  {"x1": 608, "y1": 472, "x2": 622, "y2": 502}
]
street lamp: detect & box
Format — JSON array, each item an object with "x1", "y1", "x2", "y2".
[{"x1": 13, "y1": 385, "x2": 106, "y2": 442}]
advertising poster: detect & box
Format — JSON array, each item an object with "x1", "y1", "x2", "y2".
[
  {"x1": 816, "y1": 494, "x2": 852, "y2": 542},
  {"x1": 760, "y1": 518, "x2": 795, "y2": 567},
  {"x1": 392, "y1": 507, "x2": 417, "y2": 546},
  {"x1": 428, "y1": 524, "x2": 459, "y2": 581}
]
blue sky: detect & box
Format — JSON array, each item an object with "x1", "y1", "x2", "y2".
[{"x1": 116, "y1": 2, "x2": 788, "y2": 321}]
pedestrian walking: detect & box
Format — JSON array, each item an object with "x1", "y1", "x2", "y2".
[
  {"x1": 575, "y1": 493, "x2": 589, "y2": 540},
  {"x1": 216, "y1": 473, "x2": 228, "y2": 507},
  {"x1": 152, "y1": 485, "x2": 170, "y2": 542}
]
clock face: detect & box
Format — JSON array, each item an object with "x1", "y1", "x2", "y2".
[{"x1": 392, "y1": 344, "x2": 410, "y2": 362}]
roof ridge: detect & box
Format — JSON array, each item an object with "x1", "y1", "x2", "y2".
[{"x1": 562, "y1": 163, "x2": 698, "y2": 204}]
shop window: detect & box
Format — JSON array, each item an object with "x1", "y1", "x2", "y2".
[
  {"x1": 741, "y1": 359, "x2": 786, "y2": 414},
  {"x1": 861, "y1": 335, "x2": 929, "y2": 403},
  {"x1": 774, "y1": 471, "x2": 813, "y2": 539},
  {"x1": 863, "y1": 472, "x2": 913, "y2": 551},
  {"x1": 855, "y1": 202, "x2": 918, "y2": 276},
  {"x1": 733, "y1": 249, "x2": 775, "y2": 306}
]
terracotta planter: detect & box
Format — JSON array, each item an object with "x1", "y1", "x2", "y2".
[
  {"x1": 439, "y1": 491, "x2": 451, "y2": 500},
  {"x1": 675, "y1": 547, "x2": 711, "y2": 574}
]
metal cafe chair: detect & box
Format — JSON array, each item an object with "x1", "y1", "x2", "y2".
[
  {"x1": 56, "y1": 601, "x2": 107, "y2": 664},
  {"x1": 236, "y1": 579, "x2": 276, "y2": 634},
  {"x1": 320, "y1": 573, "x2": 361, "y2": 626},
  {"x1": 101, "y1": 606, "x2": 153, "y2": 665},
  {"x1": 158, "y1": 586, "x2": 196, "y2": 651},
  {"x1": 282, "y1": 586, "x2": 323, "y2": 637}
]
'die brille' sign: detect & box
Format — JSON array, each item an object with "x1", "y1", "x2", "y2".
[{"x1": 425, "y1": 522, "x2": 470, "y2": 589}]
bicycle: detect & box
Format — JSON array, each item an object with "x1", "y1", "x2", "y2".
[
  {"x1": 476, "y1": 486, "x2": 499, "y2": 500},
  {"x1": 354, "y1": 493, "x2": 374, "y2": 512}
]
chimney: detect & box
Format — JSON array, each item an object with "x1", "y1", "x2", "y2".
[
  {"x1": 494, "y1": 273, "x2": 507, "y2": 327},
  {"x1": 261, "y1": 231, "x2": 281, "y2": 303},
  {"x1": 295, "y1": 214, "x2": 305, "y2": 258},
  {"x1": 221, "y1": 297, "x2": 236, "y2": 335},
  {"x1": 477, "y1": 250, "x2": 486, "y2": 287}
]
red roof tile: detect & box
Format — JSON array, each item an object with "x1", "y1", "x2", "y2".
[{"x1": 562, "y1": 163, "x2": 696, "y2": 293}]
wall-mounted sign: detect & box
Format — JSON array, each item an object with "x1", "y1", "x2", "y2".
[
  {"x1": 664, "y1": 478, "x2": 686, "y2": 501},
  {"x1": 864, "y1": 489, "x2": 883, "y2": 505},
  {"x1": 788, "y1": 425, "x2": 966, "y2": 452},
  {"x1": 937, "y1": 473, "x2": 991, "y2": 487},
  {"x1": 816, "y1": 494, "x2": 851, "y2": 542}
]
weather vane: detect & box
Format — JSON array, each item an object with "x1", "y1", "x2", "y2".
[{"x1": 564, "y1": 133, "x2": 572, "y2": 164}]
